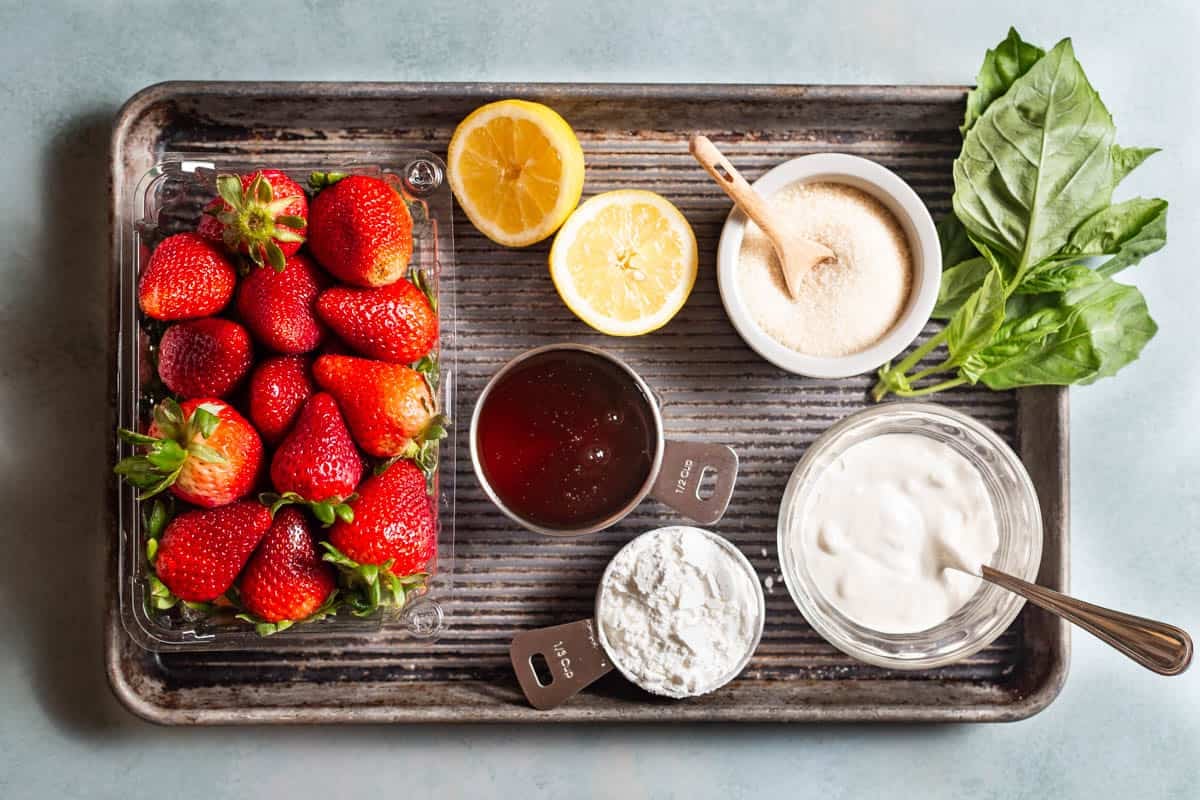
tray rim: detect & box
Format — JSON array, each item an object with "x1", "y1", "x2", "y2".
[{"x1": 105, "y1": 80, "x2": 1069, "y2": 725}]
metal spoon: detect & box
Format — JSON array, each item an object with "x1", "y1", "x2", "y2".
[
  {"x1": 950, "y1": 562, "x2": 1192, "y2": 676},
  {"x1": 689, "y1": 134, "x2": 835, "y2": 299}
]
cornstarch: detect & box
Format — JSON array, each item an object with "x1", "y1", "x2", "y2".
[{"x1": 598, "y1": 526, "x2": 761, "y2": 698}]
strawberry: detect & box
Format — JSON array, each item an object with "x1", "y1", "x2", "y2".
[
  {"x1": 153, "y1": 501, "x2": 271, "y2": 603},
  {"x1": 198, "y1": 169, "x2": 308, "y2": 270},
  {"x1": 235, "y1": 253, "x2": 327, "y2": 354},
  {"x1": 157, "y1": 318, "x2": 253, "y2": 398},
  {"x1": 236, "y1": 507, "x2": 337, "y2": 632},
  {"x1": 138, "y1": 232, "x2": 236, "y2": 320},
  {"x1": 115, "y1": 398, "x2": 264, "y2": 508},
  {"x1": 323, "y1": 460, "x2": 435, "y2": 612},
  {"x1": 247, "y1": 355, "x2": 313, "y2": 445},
  {"x1": 267, "y1": 393, "x2": 363, "y2": 524},
  {"x1": 313, "y1": 355, "x2": 436, "y2": 457},
  {"x1": 307, "y1": 174, "x2": 414, "y2": 287},
  {"x1": 316, "y1": 278, "x2": 437, "y2": 363}
]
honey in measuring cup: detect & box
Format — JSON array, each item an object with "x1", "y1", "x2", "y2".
[{"x1": 474, "y1": 348, "x2": 656, "y2": 531}]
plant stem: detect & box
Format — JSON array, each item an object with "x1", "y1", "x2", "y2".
[
  {"x1": 893, "y1": 376, "x2": 968, "y2": 397},
  {"x1": 905, "y1": 359, "x2": 955, "y2": 386},
  {"x1": 870, "y1": 328, "x2": 951, "y2": 402},
  {"x1": 890, "y1": 328, "x2": 949, "y2": 376}
]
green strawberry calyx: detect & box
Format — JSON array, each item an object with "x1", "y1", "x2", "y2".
[
  {"x1": 320, "y1": 542, "x2": 428, "y2": 618},
  {"x1": 308, "y1": 171, "x2": 348, "y2": 192},
  {"x1": 258, "y1": 491, "x2": 356, "y2": 527},
  {"x1": 234, "y1": 589, "x2": 341, "y2": 637},
  {"x1": 114, "y1": 399, "x2": 227, "y2": 500},
  {"x1": 373, "y1": 414, "x2": 448, "y2": 480},
  {"x1": 209, "y1": 173, "x2": 306, "y2": 271}
]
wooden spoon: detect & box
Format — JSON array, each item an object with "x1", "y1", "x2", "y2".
[{"x1": 690, "y1": 134, "x2": 835, "y2": 299}]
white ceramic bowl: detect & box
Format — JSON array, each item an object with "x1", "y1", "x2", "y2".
[{"x1": 716, "y1": 153, "x2": 941, "y2": 378}]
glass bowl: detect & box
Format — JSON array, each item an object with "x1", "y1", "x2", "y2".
[{"x1": 777, "y1": 403, "x2": 1042, "y2": 669}]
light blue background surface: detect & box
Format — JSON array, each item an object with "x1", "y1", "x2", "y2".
[{"x1": 1, "y1": 1, "x2": 1197, "y2": 797}]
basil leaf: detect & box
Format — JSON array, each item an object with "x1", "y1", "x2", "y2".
[
  {"x1": 1094, "y1": 201, "x2": 1167, "y2": 278},
  {"x1": 945, "y1": 263, "x2": 1005, "y2": 365},
  {"x1": 933, "y1": 257, "x2": 991, "y2": 319},
  {"x1": 937, "y1": 215, "x2": 979, "y2": 268},
  {"x1": 953, "y1": 39, "x2": 1116, "y2": 278},
  {"x1": 1111, "y1": 145, "x2": 1159, "y2": 186},
  {"x1": 1069, "y1": 278, "x2": 1158, "y2": 384},
  {"x1": 1014, "y1": 263, "x2": 1099, "y2": 294},
  {"x1": 961, "y1": 27, "x2": 1046, "y2": 135},
  {"x1": 972, "y1": 275, "x2": 1155, "y2": 389},
  {"x1": 1061, "y1": 197, "x2": 1168, "y2": 277}
]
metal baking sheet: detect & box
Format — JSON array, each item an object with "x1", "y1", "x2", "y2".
[{"x1": 106, "y1": 82, "x2": 1068, "y2": 724}]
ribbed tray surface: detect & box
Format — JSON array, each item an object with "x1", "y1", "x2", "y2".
[{"x1": 109, "y1": 84, "x2": 1067, "y2": 722}]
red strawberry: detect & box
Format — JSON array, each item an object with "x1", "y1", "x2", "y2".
[
  {"x1": 247, "y1": 355, "x2": 313, "y2": 445},
  {"x1": 313, "y1": 355, "x2": 435, "y2": 457},
  {"x1": 236, "y1": 253, "x2": 327, "y2": 354},
  {"x1": 198, "y1": 169, "x2": 308, "y2": 270},
  {"x1": 328, "y1": 460, "x2": 436, "y2": 579},
  {"x1": 138, "y1": 232, "x2": 236, "y2": 320},
  {"x1": 268, "y1": 393, "x2": 363, "y2": 523},
  {"x1": 307, "y1": 174, "x2": 413, "y2": 287},
  {"x1": 153, "y1": 501, "x2": 271, "y2": 602},
  {"x1": 238, "y1": 507, "x2": 337, "y2": 628},
  {"x1": 116, "y1": 398, "x2": 264, "y2": 508},
  {"x1": 316, "y1": 278, "x2": 437, "y2": 363},
  {"x1": 157, "y1": 318, "x2": 253, "y2": 398}
]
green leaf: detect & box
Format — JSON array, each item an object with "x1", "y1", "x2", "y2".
[
  {"x1": 278, "y1": 215, "x2": 307, "y2": 229},
  {"x1": 936, "y1": 215, "x2": 979, "y2": 268},
  {"x1": 145, "y1": 538, "x2": 158, "y2": 563},
  {"x1": 971, "y1": 275, "x2": 1156, "y2": 389},
  {"x1": 1074, "y1": 199, "x2": 1167, "y2": 278},
  {"x1": 153, "y1": 398, "x2": 185, "y2": 439},
  {"x1": 253, "y1": 174, "x2": 272, "y2": 204},
  {"x1": 216, "y1": 174, "x2": 244, "y2": 209},
  {"x1": 1111, "y1": 145, "x2": 1159, "y2": 186},
  {"x1": 1014, "y1": 263, "x2": 1099, "y2": 295},
  {"x1": 308, "y1": 171, "x2": 348, "y2": 191},
  {"x1": 945, "y1": 263, "x2": 1005, "y2": 365},
  {"x1": 187, "y1": 443, "x2": 227, "y2": 464},
  {"x1": 266, "y1": 241, "x2": 287, "y2": 272},
  {"x1": 145, "y1": 498, "x2": 172, "y2": 539},
  {"x1": 334, "y1": 504, "x2": 354, "y2": 524},
  {"x1": 189, "y1": 406, "x2": 220, "y2": 439},
  {"x1": 961, "y1": 27, "x2": 1045, "y2": 135},
  {"x1": 932, "y1": 257, "x2": 991, "y2": 319},
  {"x1": 146, "y1": 439, "x2": 187, "y2": 471},
  {"x1": 118, "y1": 429, "x2": 159, "y2": 446},
  {"x1": 312, "y1": 502, "x2": 336, "y2": 526},
  {"x1": 953, "y1": 38, "x2": 1116, "y2": 280}
]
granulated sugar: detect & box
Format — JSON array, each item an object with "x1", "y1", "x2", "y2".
[
  {"x1": 597, "y1": 526, "x2": 762, "y2": 698},
  {"x1": 737, "y1": 181, "x2": 912, "y2": 357}
]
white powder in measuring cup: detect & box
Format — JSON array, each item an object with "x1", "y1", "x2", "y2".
[
  {"x1": 597, "y1": 526, "x2": 762, "y2": 698},
  {"x1": 737, "y1": 181, "x2": 913, "y2": 357}
]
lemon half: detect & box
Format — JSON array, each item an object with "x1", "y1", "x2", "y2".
[
  {"x1": 447, "y1": 99, "x2": 585, "y2": 248},
  {"x1": 550, "y1": 190, "x2": 698, "y2": 336}
]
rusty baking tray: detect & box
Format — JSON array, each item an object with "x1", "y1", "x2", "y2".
[{"x1": 106, "y1": 82, "x2": 1069, "y2": 724}]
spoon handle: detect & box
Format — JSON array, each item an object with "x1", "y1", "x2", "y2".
[
  {"x1": 689, "y1": 135, "x2": 786, "y2": 243},
  {"x1": 981, "y1": 565, "x2": 1192, "y2": 676}
]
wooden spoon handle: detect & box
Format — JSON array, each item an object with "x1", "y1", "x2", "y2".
[
  {"x1": 689, "y1": 134, "x2": 785, "y2": 242},
  {"x1": 981, "y1": 565, "x2": 1192, "y2": 676}
]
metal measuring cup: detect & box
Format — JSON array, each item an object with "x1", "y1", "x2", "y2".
[
  {"x1": 510, "y1": 526, "x2": 766, "y2": 709},
  {"x1": 470, "y1": 344, "x2": 740, "y2": 536}
]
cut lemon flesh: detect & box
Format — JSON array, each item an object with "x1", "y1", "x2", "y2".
[
  {"x1": 447, "y1": 99, "x2": 585, "y2": 247},
  {"x1": 550, "y1": 190, "x2": 698, "y2": 336}
]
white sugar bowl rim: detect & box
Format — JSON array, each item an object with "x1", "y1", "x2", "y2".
[{"x1": 715, "y1": 153, "x2": 941, "y2": 379}]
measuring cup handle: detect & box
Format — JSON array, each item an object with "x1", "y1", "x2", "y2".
[
  {"x1": 510, "y1": 619, "x2": 613, "y2": 710},
  {"x1": 650, "y1": 439, "x2": 739, "y2": 525}
]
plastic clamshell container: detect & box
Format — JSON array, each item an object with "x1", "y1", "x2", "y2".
[{"x1": 115, "y1": 154, "x2": 456, "y2": 652}]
